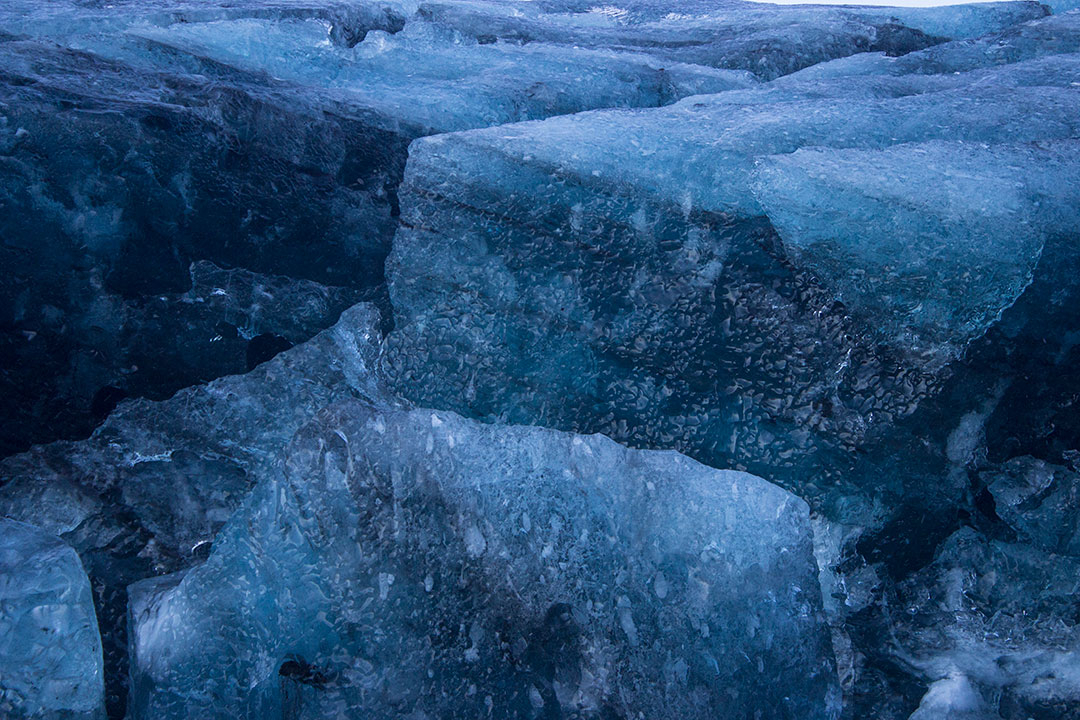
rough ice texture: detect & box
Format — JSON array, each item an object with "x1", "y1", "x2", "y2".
[
  {"x1": 123, "y1": 16, "x2": 755, "y2": 134},
  {"x1": 1, "y1": 3, "x2": 1079, "y2": 720},
  {"x1": 127, "y1": 402, "x2": 839, "y2": 720},
  {"x1": 0, "y1": 0, "x2": 1056, "y2": 455},
  {"x1": 0, "y1": 37, "x2": 394, "y2": 454},
  {"x1": 0, "y1": 519, "x2": 105, "y2": 720},
  {"x1": 778, "y1": 10, "x2": 1080, "y2": 82},
  {"x1": 0, "y1": 253, "x2": 360, "y2": 456},
  {"x1": 891, "y1": 527, "x2": 1080, "y2": 718},
  {"x1": 751, "y1": 140, "x2": 1080, "y2": 357},
  {"x1": 981, "y1": 456, "x2": 1080, "y2": 556},
  {"x1": 0, "y1": 303, "x2": 385, "y2": 716}
]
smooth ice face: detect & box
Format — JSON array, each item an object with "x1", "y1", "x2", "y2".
[
  {"x1": 0, "y1": 303, "x2": 386, "y2": 716},
  {"x1": 751, "y1": 140, "x2": 1080, "y2": 357},
  {"x1": 387, "y1": 82, "x2": 1080, "y2": 223},
  {"x1": 0, "y1": 519, "x2": 105, "y2": 720},
  {"x1": 128, "y1": 402, "x2": 839, "y2": 720}
]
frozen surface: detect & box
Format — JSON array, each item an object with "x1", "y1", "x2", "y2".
[
  {"x1": 0, "y1": 0, "x2": 758, "y2": 454},
  {"x1": 127, "y1": 402, "x2": 838, "y2": 720},
  {"x1": 0, "y1": 36, "x2": 395, "y2": 453},
  {"x1": 121, "y1": 17, "x2": 753, "y2": 134},
  {"x1": 981, "y1": 456, "x2": 1080, "y2": 556},
  {"x1": 779, "y1": 10, "x2": 1080, "y2": 80},
  {"x1": 0, "y1": 519, "x2": 105, "y2": 720},
  {"x1": 1, "y1": 2, "x2": 1078, "y2": 720},
  {"x1": 1, "y1": 253, "x2": 361, "y2": 456}
]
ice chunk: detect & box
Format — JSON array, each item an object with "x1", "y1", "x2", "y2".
[
  {"x1": 1, "y1": 300, "x2": 385, "y2": 558},
  {"x1": 383, "y1": 81, "x2": 1080, "y2": 520},
  {"x1": 908, "y1": 674, "x2": 994, "y2": 720},
  {"x1": 0, "y1": 519, "x2": 105, "y2": 720},
  {"x1": 127, "y1": 402, "x2": 839, "y2": 720},
  {"x1": 0, "y1": 302, "x2": 386, "y2": 716},
  {"x1": 751, "y1": 140, "x2": 1080, "y2": 357},
  {"x1": 981, "y1": 456, "x2": 1080, "y2": 556}
]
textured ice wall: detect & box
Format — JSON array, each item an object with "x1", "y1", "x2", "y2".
[{"x1": 752, "y1": 139, "x2": 1080, "y2": 356}]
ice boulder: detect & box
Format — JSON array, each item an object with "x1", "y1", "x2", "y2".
[
  {"x1": 981, "y1": 456, "x2": 1080, "y2": 556},
  {"x1": 907, "y1": 674, "x2": 995, "y2": 720},
  {"x1": 0, "y1": 519, "x2": 105, "y2": 720},
  {"x1": 383, "y1": 81, "x2": 1080, "y2": 521},
  {"x1": 0, "y1": 302, "x2": 386, "y2": 717},
  {"x1": 127, "y1": 402, "x2": 839, "y2": 720}
]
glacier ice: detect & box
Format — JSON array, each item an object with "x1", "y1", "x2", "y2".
[
  {"x1": 0, "y1": 0, "x2": 757, "y2": 454},
  {"x1": 126, "y1": 402, "x2": 839, "y2": 720},
  {"x1": 0, "y1": 519, "x2": 105, "y2": 720},
  {"x1": 889, "y1": 527, "x2": 1080, "y2": 717},
  {"x1": 779, "y1": 10, "x2": 1080, "y2": 82},
  {"x1": 0, "y1": 37, "x2": 394, "y2": 454},
  {"x1": 981, "y1": 457, "x2": 1080, "y2": 556},
  {"x1": 908, "y1": 674, "x2": 994, "y2": 720},
  {"x1": 0, "y1": 303, "x2": 385, "y2": 716},
  {"x1": 418, "y1": 0, "x2": 1049, "y2": 78},
  {"x1": 1, "y1": 2, "x2": 1079, "y2": 720},
  {"x1": 0, "y1": 256, "x2": 361, "y2": 456},
  {"x1": 382, "y1": 67, "x2": 1080, "y2": 523},
  {"x1": 120, "y1": 16, "x2": 755, "y2": 134}
]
